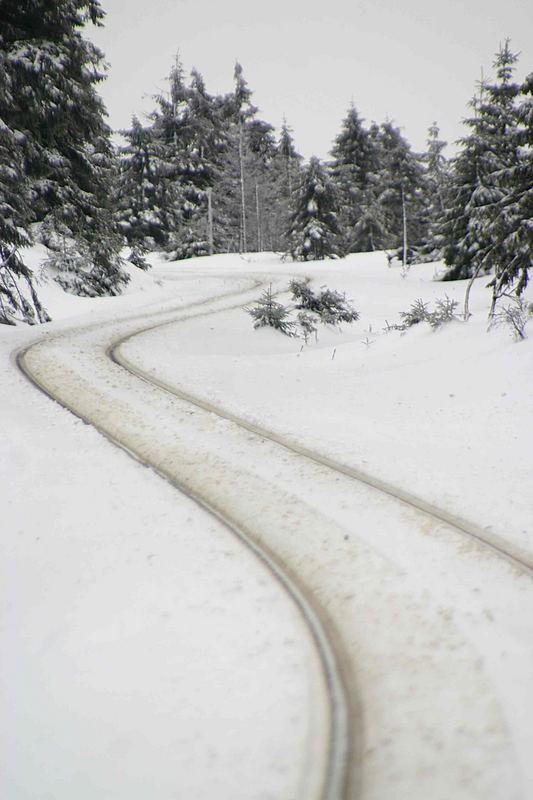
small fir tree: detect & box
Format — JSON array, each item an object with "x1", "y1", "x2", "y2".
[{"x1": 245, "y1": 285, "x2": 295, "y2": 335}]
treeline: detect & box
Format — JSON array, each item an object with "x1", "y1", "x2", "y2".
[{"x1": 0, "y1": 0, "x2": 531, "y2": 325}]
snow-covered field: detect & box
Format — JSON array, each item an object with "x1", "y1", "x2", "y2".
[{"x1": 1, "y1": 248, "x2": 532, "y2": 799}]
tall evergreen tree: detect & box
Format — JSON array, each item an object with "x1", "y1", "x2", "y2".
[
  {"x1": 441, "y1": 42, "x2": 522, "y2": 285},
  {"x1": 261, "y1": 120, "x2": 303, "y2": 251},
  {"x1": 419, "y1": 123, "x2": 449, "y2": 261},
  {"x1": 115, "y1": 115, "x2": 161, "y2": 248},
  {"x1": 213, "y1": 62, "x2": 282, "y2": 254},
  {"x1": 484, "y1": 64, "x2": 533, "y2": 310},
  {"x1": 330, "y1": 104, "x2": 378, "y2": 252},
  {"x1": 288, "y1": 156, "x2": 341, "y2": 261},
  {"x1": 0, "y1": 0, "x2": 128, "y2": 307},
  {"x1": 376, "y1": 122, "x2": 427, "y2": 264}
]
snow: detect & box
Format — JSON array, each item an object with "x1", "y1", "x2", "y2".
[
  {"x1": 124, "y1": 253, "x2": 533, "y2": 555},
  {"x1": 1, "y1": 248, "x2": 532, "y2": 799}
]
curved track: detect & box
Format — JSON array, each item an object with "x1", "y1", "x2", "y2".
[
  {"x1": 111, "y1": 295, "x2": 533, "y2": 578},
  {"x1": 15, "y1": 272, "x2": 533, "y2": 799},
  {"x1": 15, "y1": 278, "x2": 352, "y2": 800}
]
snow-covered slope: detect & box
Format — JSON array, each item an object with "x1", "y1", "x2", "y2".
[
  {"x1": 2, "y1": 249, "x2": 532, "y2": 799},
  {"x1": 126, "y1": 251, "x2": 533, "y2": 554}
]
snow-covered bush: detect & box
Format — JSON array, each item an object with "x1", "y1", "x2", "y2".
[
  {"x1": 398, "y1": 298, "x2": 430, "y2": 328},
  {"x1": 289, "y1": 278, "x2": 359, "y2": 325},
  {"x1": 296, "y1": 311, "x2": 319, "y2": 342},
  {"x1": 245, "y1": 285, "x2": 296, "y2": 336},
  {"x1": 389, "y1": 295, "x2": 459, "y2": 332},
  {"x1": 246, "y1": 280, "x2": 360, "y2": 338},
  {"x1": 427, "y1": 296, "x2": 459, "y2": 329},
  {"x1": 47, "y1": 241, "x2": 129, "y2": 298},
  {"x1": 489, "y1": 298, "x2": 532, "y2": 341}
]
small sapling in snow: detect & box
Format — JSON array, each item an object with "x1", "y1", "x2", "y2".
[
  {"x1": 245, "y1": 285, "x2": 296, "y2": 336},
  {"x1": 489, "y1": 298, "x2": 532, "y2": 341},
  {"x1": 388, "y1": 295, "x2": 459, "y2": 332}
]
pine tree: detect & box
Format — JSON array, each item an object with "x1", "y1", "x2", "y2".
[
  {"x1": 376, "y1": 122, "x2": 427, "y2": 264},
  {"x1": 0, "y1": 0, "x2": 128, "y2": 311},
  {"x1": 288, "y1": 157, "x2": 342, "y2": 261},
  {"x1": 485, "y1": 65, "x2": 533, "y2": 310},
  {"x1": 114, "y1": 116, "x2": 160, "y2": 248},
  {"x1": 419, "y1": 123, "x2": 449, "y2": 261},
  {"x1": 441, "y1": 42, "x2": 522, "y2": 285},
  {"x1": 213, "y1": 62, "x2": 283, "y2": 255},
  {"x1": 330, "y1": 104, "x2": 378, "y2": 252},
  {"x1": 262, "y1": 120, "x2": 302, "y2": 251}
]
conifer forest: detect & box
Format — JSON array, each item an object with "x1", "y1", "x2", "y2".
[{"x1": 1, "y1": 0, "x2": 532, "y2": 325}]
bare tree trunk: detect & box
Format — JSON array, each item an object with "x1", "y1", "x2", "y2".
[
  {"x1": 401, "y1": 182, "x2": 408, "y2": 267},
  {"x1": 463, "y1": 262, "x2": 484, "y2": 320},
  {"x1": 255, "y1": 182, "x2": 262, "y2": 251},
  {"x1": 239, "y1": 122, "x2": 247, "y2": 253},
  {"x1": 206, "y1": 188, "x2": 214, "y2": 256}
]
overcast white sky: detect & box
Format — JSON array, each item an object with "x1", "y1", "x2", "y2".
[{"x1": 88, "y1": 0, "x2": 533, "y2": 159}]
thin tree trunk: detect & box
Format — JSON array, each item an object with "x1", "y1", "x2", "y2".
[
  {"x1": 255, "y1": 182, "x2": 262, "y2": 251},
  {"x1": 206, "y1": 188, "x2": 214, "y2": 256},
  {"x1": 463, "y1": 261, "x2": 484, "y2": 320},
  {"x1": 239, "y1": 122, "x2": 247, "y2": 252},
  {"x1": 401, "y1": 183, "x2": 408, "y2": 267}
]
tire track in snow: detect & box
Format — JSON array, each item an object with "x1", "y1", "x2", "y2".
[
  {"x1": 15, "y1": 278, "x2": 352, "y2": 800},
  {"x1": 15, "y1": 272, "x2": 533, "y2": 800},
  {"x1": 111, "y1": 299, "x2": 533, "y2": 579}
]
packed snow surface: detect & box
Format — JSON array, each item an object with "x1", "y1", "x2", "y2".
[{"x1": 1, "y1": 248, "x2": 532, "y2": 799}]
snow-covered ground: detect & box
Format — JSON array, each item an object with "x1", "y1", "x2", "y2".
[
  {"x1": 1, "y1": 248, "x2": 532, "y2": 799},
  {"x1": 125, "y1": 252, "x2": 533, "y2": 556}
]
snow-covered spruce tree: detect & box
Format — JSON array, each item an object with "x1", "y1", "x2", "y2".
[
  {"x1": 288, "y1": 157, "x2": 342, "y2": 261},
  {"x1": 214, "y1": 62, "x2": 267, "y2": 254},
  {"x1": 213, "y1": 62, "x2": 298, "y2": 256},
  {"x1": 245, "y1": 285, "x2": 295, "y2": 335},
  {"x1": 114, "y1": 116, "x2": 161, "y2": 250},
  {"x1": 441, "y1": 42, "x2": 522, "y2": 287},
  {"x1": 0, "y1": 93, "x2": 50, "y2": 323},
  {"x1": 260, "y1": 119, "x2": 303, "y2": 252},
  {"x1": 225, "y1": 62, "x2": 258, "y2": 253},
  {"x1": 330, "y1": 104, "x2": 381, "y2": 253},
  {"x1": 1, "y1": 9, "x2": 46, "y2": 321},
  {"x1": 0, "y1": 0, "x2": 128, "y2": 304},
  {"x1": 116, "y1": 63, "x2": 227, "y2": 259},
  {"x1": 375, "y1": 122, "x2": 428, "y2": 265},
  {"x1": 486, "y1": 68, "x2": 533, "y2": 307},
  {"x1": 147, "y1": 56, "x2": 201, "y2": 257},
  {"x1": 479, "y1": 49, "x2": 532, "y2": 312},
  {"x1": 418, "y1": 123, "x2": 450, "y2": 261},
  {"x1": 269, "y1": 120, "x2": 303, "y2": 250}
]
